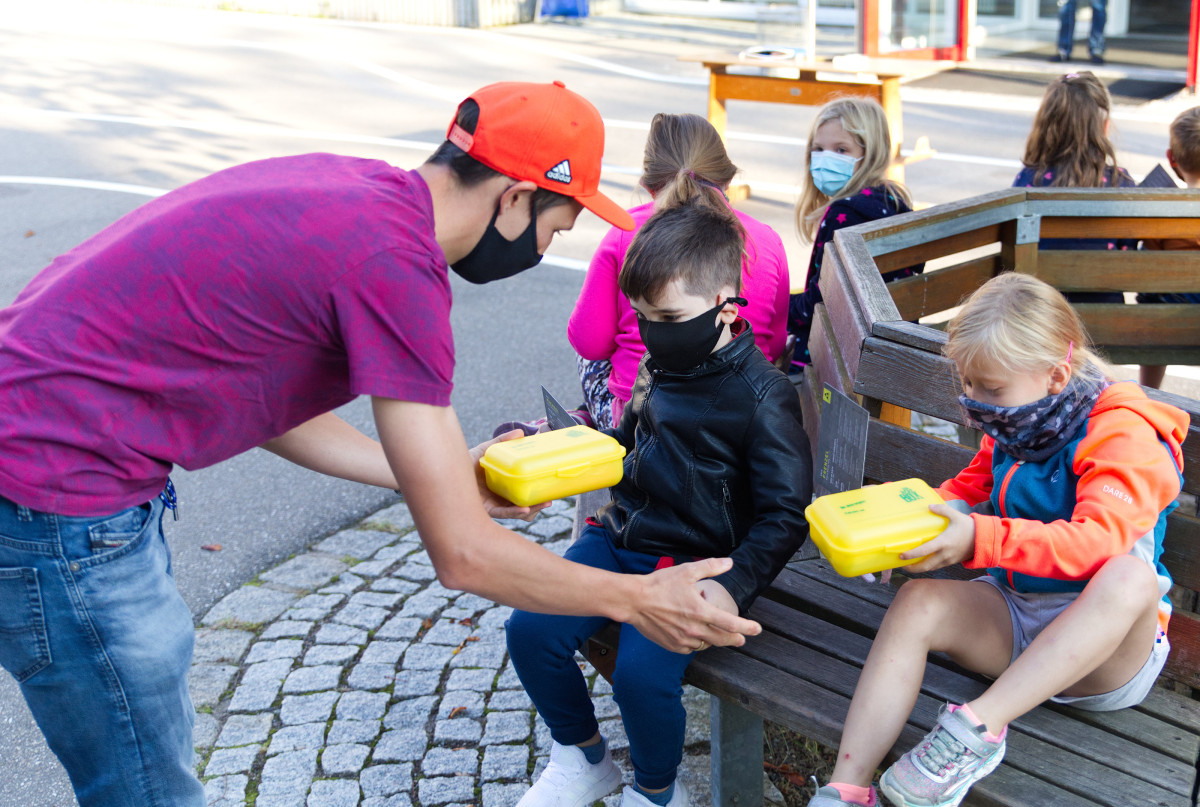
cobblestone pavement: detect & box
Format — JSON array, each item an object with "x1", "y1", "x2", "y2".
[{"x1": 190, "y1": 498, "x2": 784, "y2": 807}]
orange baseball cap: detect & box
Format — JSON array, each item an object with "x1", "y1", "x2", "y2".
[{"x1": 448, "y1": 81, "x2": 634, "y2": 231}]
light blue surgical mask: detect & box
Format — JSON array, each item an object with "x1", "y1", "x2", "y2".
[{"x1": 809, "y1": 150, "x2": 861, "y2": 197}]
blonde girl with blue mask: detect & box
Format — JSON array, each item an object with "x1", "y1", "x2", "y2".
[{"x1": 788, "y1": 97, "x2": 922, "y2": 367}]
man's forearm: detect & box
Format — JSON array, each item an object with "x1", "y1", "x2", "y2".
[
  {"x1": 372, "y1": 396, "x2": 757, "y2": 653},
  {"x1": 261, "y1": 412, "x2": 398, "y2": 489},
  {"x1": 431, "y1": 516, "x2": 639, "y2": 623}
]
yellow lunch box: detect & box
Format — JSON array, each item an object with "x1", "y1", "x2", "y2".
[
  {"x1": 804, "y1": 478, "x2": 949, "y2": 577},
  {"x1": 480, "y1": 426, "x2": 626, "y2": 507}
]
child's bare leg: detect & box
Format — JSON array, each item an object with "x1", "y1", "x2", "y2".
[
  {"x1": 828, "y1": 579, "x2": 1013, "y2": 788},
  {"x1": 967, "y1": 554, "x2": 1160, "y2": 732}
]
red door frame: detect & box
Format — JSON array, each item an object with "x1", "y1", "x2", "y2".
[
  {"x1": 860, "y1": 0, "x2": 970, "y2": 60},
  {"x1": 862, "y1": 0, "x2": 1195, "y2": 82},
  {"x1": 1190, "y1": 0, "x2": 1199, "y2": 91}
]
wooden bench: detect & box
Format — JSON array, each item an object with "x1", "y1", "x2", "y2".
[{"x1": 591, "y1": 188, "x2": 1200, "y2": 806}]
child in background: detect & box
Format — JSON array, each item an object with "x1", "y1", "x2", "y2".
[
  {"x1": 568, "y1": 112, "x2": 791, "y2": 429},
  {"x1": 789, "y1": 97, "x2": 922, "y2": 366},
  {"x1": 809, "y1": 273, "x2": 1186, "y2": 807},
  {"x1": 1013, "y1": 72, "x2": 1134, "y2": 304},
  {"x1": 1139, "y1": 106, "x2": 1200, "y2": 389},
  {"x1": 508, "y1": 195, "x2": 812, "y2": 807}
]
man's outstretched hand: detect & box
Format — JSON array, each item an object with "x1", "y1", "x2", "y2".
[
  {"x1": 468, "y1": 429, "x2": 552, "y2": 522},
  {"x1": 627, "y1": 557, "x2": 761, "y2": 654}
]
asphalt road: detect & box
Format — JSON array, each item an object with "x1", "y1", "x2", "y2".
[{"x1": 0, "y1": 3, "x2": 1195, "y2": 805}]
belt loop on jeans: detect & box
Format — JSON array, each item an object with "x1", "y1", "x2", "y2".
[{"x1": 16, "y1": 504, "x2": 32, "y2": 522}]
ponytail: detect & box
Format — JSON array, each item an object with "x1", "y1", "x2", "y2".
[
  {"x1": 652, "y1": 169, "x2": 747, "y2": 243},
  {"x1": 628, "y1": 113, "x2": 750, "y2": 290}
]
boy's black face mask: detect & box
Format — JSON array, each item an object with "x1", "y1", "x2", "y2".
[
  {"x1": 450, "y1": 197, "x2": 542, "y2": 284},
  {"x1": 637, "y1": 297, "x2": 747, "y2": 373}
]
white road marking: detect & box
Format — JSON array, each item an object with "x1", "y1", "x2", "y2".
[
  {"x1": 0, "y1": 105, "x2": 1022, "y2": 193},
  {"x1": 0, "y1": 176, "x2": 167, "y2": 197},
  {"x1": 0, "y1": 106, "x2": 439, "y2": 150}
]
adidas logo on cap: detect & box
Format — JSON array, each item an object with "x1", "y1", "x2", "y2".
[{"x1": 545, "y1": 159, "x2": 572, "y2": 184}]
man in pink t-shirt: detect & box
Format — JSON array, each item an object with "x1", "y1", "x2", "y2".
[{"x1": 0, "y1": 82, "x2": 762, "y2": 807}]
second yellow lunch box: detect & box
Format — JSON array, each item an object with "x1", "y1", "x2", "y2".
[{"x1": 804, "y1": 479, "x2": 948, "y2": 577}]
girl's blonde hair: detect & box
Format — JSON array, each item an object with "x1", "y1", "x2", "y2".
[
  {"x1": 795, "y1": 97, "x2": 911, "y2": 243},
  {"x1": 1022, "y1": 72, "x2": 1119, "y2": 188},
  {"x1": 945, "y1": 273, "x2": 1109, "y2": 384}
]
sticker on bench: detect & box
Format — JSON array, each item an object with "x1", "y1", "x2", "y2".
[{"x1": 814, "y1": 384, "x2": 869, "y2": 498}]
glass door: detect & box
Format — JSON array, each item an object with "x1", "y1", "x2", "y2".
[{"x1": 861, "y1": 0, "x2": 968, "y2": 57}]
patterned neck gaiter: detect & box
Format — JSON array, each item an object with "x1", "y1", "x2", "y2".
[{"x1": 959, "y1": 372, "x2": 1107, "y2": 462}]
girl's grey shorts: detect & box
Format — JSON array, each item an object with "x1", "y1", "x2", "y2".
[{"x1": 974, "y1": 574, "x2": 1169, "y2": 712}]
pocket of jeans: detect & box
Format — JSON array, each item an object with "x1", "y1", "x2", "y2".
[
  {"x1": 86, "y1": 504, "x2": 152, "y2": 555},
  {"x1": 0, "y1": 567, "x2": 51, "y2": 682}
]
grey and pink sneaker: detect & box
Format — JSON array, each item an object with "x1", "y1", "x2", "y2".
[{"x1": 878, "y1": 704, "x2": 1006, "y2": 807}]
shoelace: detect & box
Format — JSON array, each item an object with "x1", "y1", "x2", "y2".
[{"x1": 917, "y1": 726, "x2": 972, "y2": 774}]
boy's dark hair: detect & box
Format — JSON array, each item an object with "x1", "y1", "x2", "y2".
[
  {"x1": 619, "y1": 198, "x2": 744, "y2": 305},
  {"x1": 426, "y1": 99, "x2": 574, "y2": 212},
  {"x1": 1170, "y1": 107, "x2": 1200, "y2": 175}
]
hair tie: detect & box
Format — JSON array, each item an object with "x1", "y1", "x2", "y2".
[
  {"x1": 1064, "y1": 72, "x2": 1079, "y2": 80},
  {"x1": 686, "y1": 171, "x2": 729, "y2": 201},
  {"x1": 1066, "y1": 341, "x2": 1074, "y2": 363}
]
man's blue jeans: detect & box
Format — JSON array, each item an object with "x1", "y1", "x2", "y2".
[
  {"x1": 1057, "y1": 0, "x2": 1107, "y2": 56},
  {"x1": 0, "y1": 493, "x2": 203, "y2": 807}
]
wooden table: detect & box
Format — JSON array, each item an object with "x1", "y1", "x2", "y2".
[{"x1": 680, "y1": 53, "x2": 908, "y2": 186}]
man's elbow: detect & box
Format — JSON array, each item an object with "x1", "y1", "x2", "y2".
[{"x1": 429, "y1": 542, "x2": 485, "y2": 594}]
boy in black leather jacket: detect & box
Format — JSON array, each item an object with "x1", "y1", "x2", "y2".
[{"x1": 507, "y1": 180, "x2": 813, "y2": 807}]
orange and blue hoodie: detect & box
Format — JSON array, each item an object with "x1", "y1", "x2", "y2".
[{"x1": 937, "y1": 382, "x2": 1188, "y2": 634}]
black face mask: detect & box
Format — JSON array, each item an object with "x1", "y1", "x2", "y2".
[
  {"x1": 450, "y1": 197, "x2": 542, "y2": 284},
  {"x1": 637, "y1": 297, "x2": 747, "y2": 373}
]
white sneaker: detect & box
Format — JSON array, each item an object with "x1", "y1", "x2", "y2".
[
  {"x1": 516, "y1": 741, "x2": 622, "y2": 807},
  {"x1": 620, "y1": 781, "x2": 689, "y2": 807}
]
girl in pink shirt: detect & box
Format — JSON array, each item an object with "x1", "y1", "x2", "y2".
[{"x1": 568, "y1": 113, "x2": 791, "y2": 427}]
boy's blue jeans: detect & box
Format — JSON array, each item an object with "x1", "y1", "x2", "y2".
[
  {"x1": 506, "y1": 524, "x2": 697, "y2": 790},
  {"x1": 0, "y1": 493, "x2": 203, "y2": 807},
  {"x1": 1057, "y1": 0, "x2": 1107, "y2": 56}
]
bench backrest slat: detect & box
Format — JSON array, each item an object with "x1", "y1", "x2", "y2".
[
  {"x1": 1077, "y1": 303, "x2": 1200, "y2": 348},
  {"x1": 1040, "y1": 217, "x2": 1200, "y2": 240},
  {"x1": 888, "y1": 255, "x2": 999, "y2": 321},
  {"x1": 1035, "y1": 250, "x2": 1200, "y2": 293}
]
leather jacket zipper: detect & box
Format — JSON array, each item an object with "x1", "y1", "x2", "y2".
[
  {"x1": 720, "y1": 480, "x2": 736, "y2": 548},
  {"x1": 626, "y1": 371, "x2": 660, "y2": 539},
  {"x1": 631, "y1": 371, "x2": 660, "y2": 489}
]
